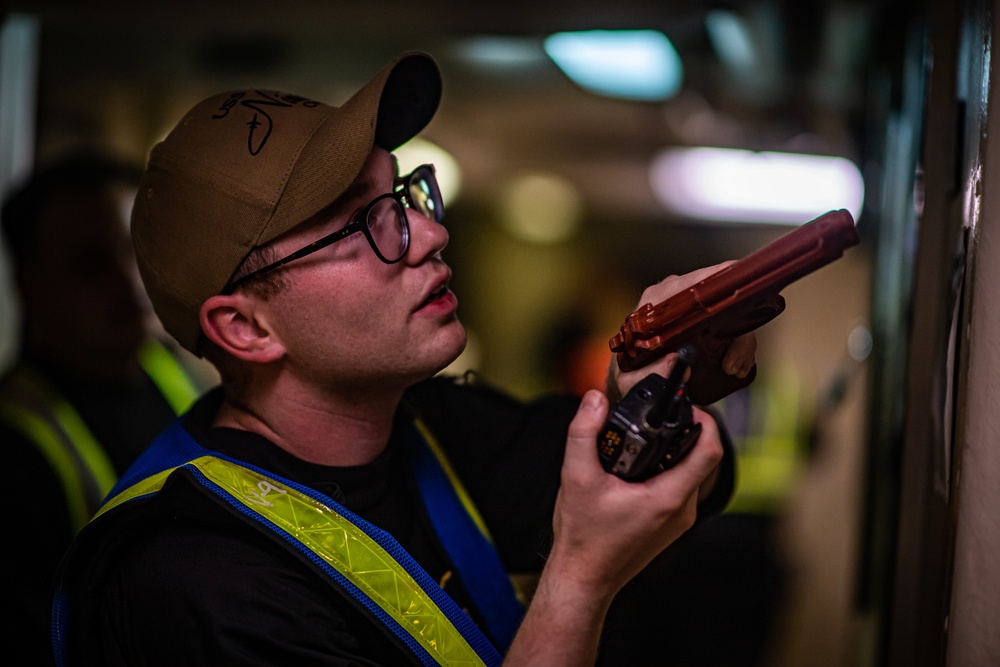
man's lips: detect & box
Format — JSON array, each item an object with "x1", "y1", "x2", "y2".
[
  {"x1": 416, "y1": 274, "x2": 456, "y2": 312},
  {"x1": 419, "y1": 284, "x2": 446, "y2": 308}
]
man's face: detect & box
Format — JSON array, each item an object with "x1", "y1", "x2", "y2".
[
  {"x1": 258, "y1": 147, "x2": 467, "y2": 393},
  {"x1": 18, "y1": 185, "x2": 147, "y2": 380}
]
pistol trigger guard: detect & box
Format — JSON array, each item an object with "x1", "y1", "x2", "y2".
[
  {"x1": 687, "y1": 362, "x2": 756, "y2": 405},
  {"x1": 747, "y1": 291, "x2": 786, "y2": 328}
]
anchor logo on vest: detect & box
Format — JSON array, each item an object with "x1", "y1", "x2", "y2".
[{"x1": 245, "y1": 479, "x2": 288, "y2": 507}]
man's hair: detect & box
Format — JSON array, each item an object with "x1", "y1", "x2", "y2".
[
  {"x1": 199, "y1": 177, "x2": 375, "y2": 391},
  {"x1": 1, "y1": 150, "x2": 141, "y2": 265},
  {"x1": 199, "y1": 243, "x2": 286, "y2": 398}
]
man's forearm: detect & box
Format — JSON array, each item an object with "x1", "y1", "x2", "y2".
[{"x1": 503, "y1": 550, "x2": 614, "y2": 666}]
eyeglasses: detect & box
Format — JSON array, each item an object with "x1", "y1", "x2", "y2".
[{"x1": 224, "y1": 164, "x2": 443, "y2": 293}]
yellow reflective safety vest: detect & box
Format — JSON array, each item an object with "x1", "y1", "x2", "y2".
[
  {"x1": 0, "y1": 338, "x2": 201, "y2": 532},
  {"x1": 716, "y1": 365, "x2": 811, "y2": 515},
  {"x1": 52, "y1": 415, "x2": 522, "y2": 666}
]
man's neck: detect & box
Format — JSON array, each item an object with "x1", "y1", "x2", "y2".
[{"x1": 212, "y1": 381, "x2": 404, "y2": 467}]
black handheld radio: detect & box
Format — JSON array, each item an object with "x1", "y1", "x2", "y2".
[{"x1": 597, "y1": 345, "x2": 702, "y2": 481}]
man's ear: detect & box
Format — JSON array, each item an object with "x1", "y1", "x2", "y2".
[{"x1": 200, "y1": 294, "x2": 285, "y2": 363}]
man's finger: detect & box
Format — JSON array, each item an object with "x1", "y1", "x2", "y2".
[
  {"x1": 564, "y1": 389, "x2": 609, "y2": 469},
  {"x1": 647, "y1": 407, "x2": 723, "y2": 494},
  {"x1": 723, "y1": 333, "x2": 758, "y2": 377}
]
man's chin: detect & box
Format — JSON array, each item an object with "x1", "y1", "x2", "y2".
[{"x1": 432, "y1": 327, "x2": 476, "y2": 377}]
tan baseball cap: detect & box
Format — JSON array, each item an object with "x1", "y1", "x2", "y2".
[{"x1": 131, "y1": 51, "x2": 442, "y2": 354}]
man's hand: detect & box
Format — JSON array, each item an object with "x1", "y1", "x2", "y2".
[
  {"x1": 551, "y1": 389, "x2": 724, "y2": 593},
  {"x1": 503, "y1": 389, "x2": 724, "y2": 666},
  {"x1": 605, "y1": 262, "x2": 758, "y2": 404}
]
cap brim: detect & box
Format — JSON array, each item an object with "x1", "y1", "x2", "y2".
[
  {"x1": 266, "y1": 51, "x2": 442, "y2": 243},
  {"x1": 372, "y1": 52, "x2": 442, "y2": 150}
]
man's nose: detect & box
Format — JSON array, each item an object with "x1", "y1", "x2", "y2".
[{"x1": 404, "y1": 208, "x2": 448, "y2": 263}]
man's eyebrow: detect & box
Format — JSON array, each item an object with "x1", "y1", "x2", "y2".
[
  {"x1": 335, "y1": 172, "x2": 378, "y2": 207},
  {"x1": 303, "y1": 159, "x2": 396, "y2": 228},
  {"x1": 334, "y1": 157, "x2": 399, "y2": 208}
]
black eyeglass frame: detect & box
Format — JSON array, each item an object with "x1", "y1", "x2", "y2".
[{"x1": 223, "y1": 164, "x2": 442, "y2": 294}]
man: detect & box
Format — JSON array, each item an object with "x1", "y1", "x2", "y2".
[
  {"x1": 0, "y1": 151, "x2": 205, "y2": 664},
  {"x1": 51, "y1": 52, "x2": 755, "y2": 666}
]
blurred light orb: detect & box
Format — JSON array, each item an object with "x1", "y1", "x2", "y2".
[
  {"x1": 848, "y1": 324, "x2": 873, "y2": 361},
  {"x1": 394, "y1": 137, "x2": 462, "y2": 206},
  {"x1": 500, "y1": 172, "x2": 583, "y2": 244}
]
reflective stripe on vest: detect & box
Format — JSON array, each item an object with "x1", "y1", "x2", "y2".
[
  {"x1": 87, "y1": 418, "x2": 509, "y2": 666},
  {"x1": 0, "y1": 366, "x2": 116, "y2": 531},
  {"x1": 137, "y1": 338, "x2": 201, "y2": 415},
  {"x1": 0, "y1": 339, "x2": 200, "y2": 532},
  {"x1": 718, "y1": 366, "x2": 811, "y2": 515}
]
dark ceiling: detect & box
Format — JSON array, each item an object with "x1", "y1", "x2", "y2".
[{"x1": 6, "y1": 0, "x2": 884, "y2": 276}]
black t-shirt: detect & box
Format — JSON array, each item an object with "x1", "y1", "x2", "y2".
[{"x1": 57, "y1": 374, "x2": 734, "y2": 666}]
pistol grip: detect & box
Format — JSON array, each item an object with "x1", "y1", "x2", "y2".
[
  {"x1": 687, "y1": 341, "x2": 757, "y2": 404},
  {"x1": 684, "y1": 292, "x2": 783, "y2": 404}
]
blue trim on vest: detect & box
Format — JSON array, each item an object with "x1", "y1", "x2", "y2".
[
  {"x1": 100, "y1": 418, "x2": 208, "y2": 504},
  {"x1": 406, "y1": 427, "x2": 525, "y2": 649},
  {"x1": 89, "y1": 418, "x2": 509, "y2": 665}
]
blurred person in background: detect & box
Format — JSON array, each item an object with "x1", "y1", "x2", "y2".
[{"x1": 0, "y1": 151, "x2": 208, "y2": 664}]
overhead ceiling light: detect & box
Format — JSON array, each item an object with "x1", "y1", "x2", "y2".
[
  {"x1": 544, "y1": 30, "x2": 683, "y2": 101},
  {"x1": 703, "y1": 6, "x2": 782, "y2": 102},
  {"x1": 454, "y1": 36, "x2": 546, "y2": 69},
  {"x1": 704, "y1": 9, "x2": 757, "y2": 73},
  {"x1": 649, "y1": 147, "x2": 864, "y2": 224}
]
